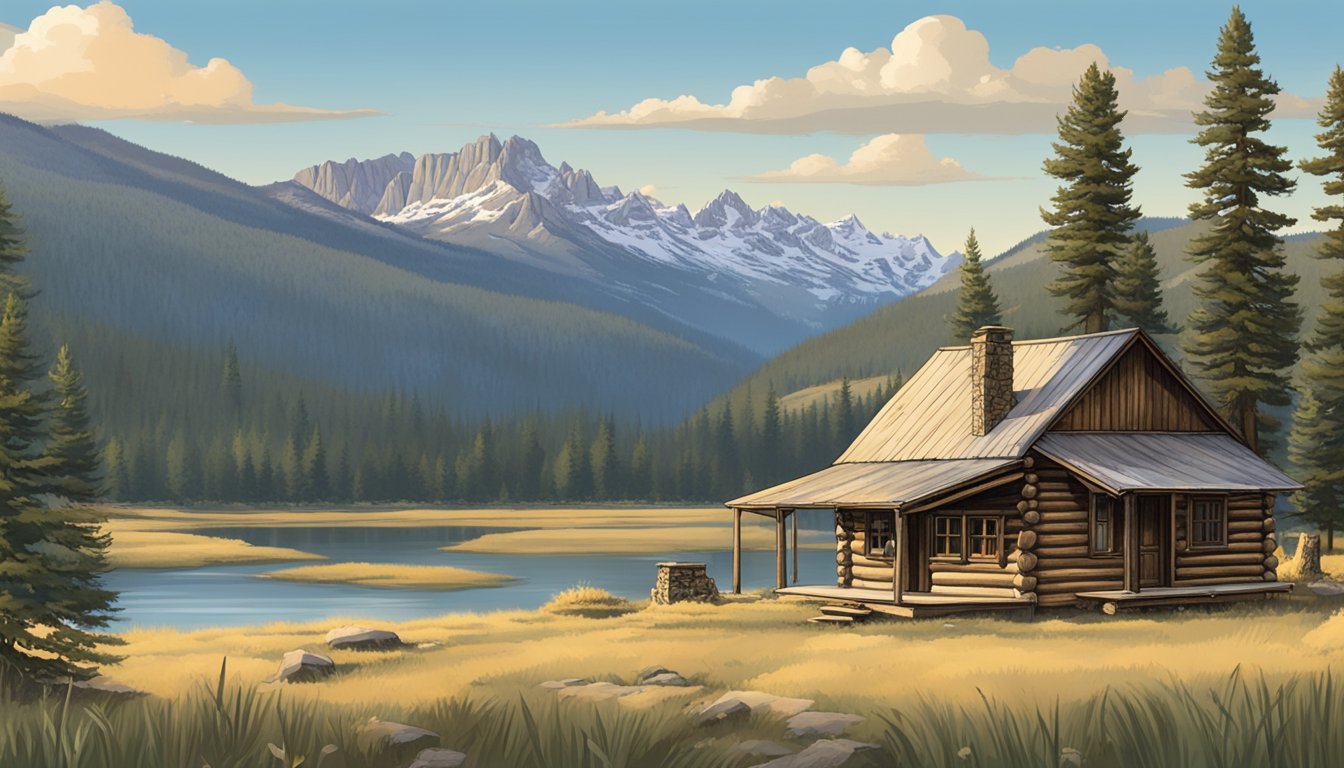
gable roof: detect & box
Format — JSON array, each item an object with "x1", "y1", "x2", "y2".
[
  {"x1": 727, "y1": 458, "x2": 1019, "y2": 510},
  {"x1": 1034, "y1": 433, "x2": 1301, "y2": 493},
  {"x1": 837, "y1": 329, "x2": 1146, "y2": 462}
]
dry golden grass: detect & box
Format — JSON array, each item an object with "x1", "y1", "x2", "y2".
[
  {"x1": 105, "y1": 524, "x2": 325, "y2": 569},
  {"x1": 101, "y1": 504, "x2": 728, "y2": 531},
  {"x1": 542, "y1": 585, "x2": 640, "y2": 618},
  {"x1": 103, "y1": 592, "x2": 1344, "y2": 715},
  {"x1": 259, "y1": 562, "x2": 516, "y2": 590},
  {"x1": 1273, "y1": 545, "x2": 1344, "y2": 582},
  {"x1": 442, "y1": 525, "x2": 830, "y2": 554}
]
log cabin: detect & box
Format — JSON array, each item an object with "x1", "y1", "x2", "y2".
[{"x1": 726, "y1": 326, "x2": 1301, "y2": 617}]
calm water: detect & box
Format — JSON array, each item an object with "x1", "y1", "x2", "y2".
[{"x1": 103, "y1": 520, "x2": 838, "y2": 630}]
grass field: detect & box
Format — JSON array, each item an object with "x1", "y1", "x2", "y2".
[
  {"x1": 259, "y1": 562, "x2": 516, "y2": 590},
  {"x1": 103, "y1": 524, "x2": 325, "y2": 569}
]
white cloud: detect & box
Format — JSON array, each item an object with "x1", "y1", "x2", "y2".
[
  {"x1": 638, "y1": 183, "x2": 658, "y2": 198},
  {"x1": 560, "y1": 15, "x2": 1315, "y2": 135},
  {"x1": 0, "y1": 2, "x2": 377, "y2": 123},
  {"x1": 746, "y1": 134, "x2": 988, "y2": 186},
  {"x1": 0, "y1": 22, "x2": 19, "y2": 53}
]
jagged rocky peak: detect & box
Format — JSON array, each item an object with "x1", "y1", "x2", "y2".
[
  {"x1": 694, "y1": 189, "x2": 758, "y2": 229},
  {"x1": 292, "y1": 151, "x2": 415, "y2": 215},
  {"x1": 604, "y1": 190, "x2": 659, "y2": 226},
  {"x1": 759, "y1": 204, "x2": 799, "y2": 231}
]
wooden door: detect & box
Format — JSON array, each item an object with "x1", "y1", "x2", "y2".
[{"x1": 1137, "y1": 495, "x2": 1169, "y2": 587}]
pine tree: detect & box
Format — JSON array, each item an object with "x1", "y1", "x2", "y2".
[
  {"x1": 518, "y1": 419, "x2": 545, "y2": 500},
  {"x1": 165, "y1": 432, "x2": 200, "y2": 501},
  {"x1": 1112, "y1": 231, "x2": 1176, "y2": 334},
  {"x1": 46, "y1": 346, "x2": 101, "y2": 504},
  {"x1": 1041, "y1": 63, "x2": 1142, "y2": 333},
  {"x1": 221, "y1": 341, "x2": 242, "y2": 421},
  {"x1": 1183, "y1": 6, "x2": 1300, "y2": 454},
  {"x1": 1289, "y1": 64, "x2": 1344, "y2": 550},
  {"x1": 555, "y1": 424, "x2": 591, "y2": 499},
  {"x1": 759, "y1": 386, "x2": 782, "y2": 486},
  {"x1": 834, "y1": 378, "x2": 856, "y2": 454},
  {"x1": 628, "y1": 432, "x2": 651, "y2": 500},
  {"x1": 280, "y1": 435, "x2": 302, "y2": 501},
  {"x1": 304, "y1": 428, "x2": 329, "y2": 502},
  {"x1": 949, "y1": 228, "x2": 1003, "y2": 341},
  {"x1": 590, "y1": 417, "x2": 621, "y2": 501},
  {"x1": 0, "y1": 190, "x2": 30, "y2": 299}
]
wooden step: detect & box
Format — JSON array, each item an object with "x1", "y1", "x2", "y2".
[
  {"x1": 820, "y1": 604, "x2": 872, "y2": 618},
  {"x1": 807, "y1": 615, "x2": 855, "y2": 624}
]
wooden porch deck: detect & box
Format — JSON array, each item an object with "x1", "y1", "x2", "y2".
[
  {"x1": 1075, "y1": 581, "x2": 1293, "y2": 613},
  {"x1": 776, "y1": 585, "x2": 1036, "y2": 619}
]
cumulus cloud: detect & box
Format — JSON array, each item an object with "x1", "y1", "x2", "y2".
[
  {"x1": 0, "y1": 22, "x2": 19, "y2": 52},
  {"x1": 638, "y1": 183, "x2": 659, "y2": 197},
  {"x1": 746, "y1": 134, "x2": 989, "y2": 186},
  {"x1": 560, "y1": 15, "x2": 1316, "y2": 135},
  {"x1": 0, "y1": 2, "x2": 377, "y2": 123}
]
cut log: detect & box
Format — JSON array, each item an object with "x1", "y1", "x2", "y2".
[
  {"x1": 1040, "y1": 566, "x2": 1124, "y2": 580},
  {"x1": 929, "y1": 585, "x2": 1018, "y2": 598},
  {"x1": 1012, "y1": 573, "x2": 1037, "y2": 592},
  {"x1": 1263, "y1": 517, "x2": 1276, "y2": 533},
  {"x1": 1023, "y1": 510, "x2": 1042, "y2": 526},
  {"x1": 1174, "y1": 565, "x2": 1267, "y2": 579},
  {"x1": 931, "y1": 571, "x2": 1016, "y2": 588},
  {"x1": 1175, "y1": 553, "x2": 1268, "y2": 567},
  {"x1": 1035, "y1": 534, "x2": 1089, "y2": 548},
  {"x1": 1021, "y1": 485, "x2": 1038, "y2": 500},
  {"x1": 1016, "y1": 500, "x2": 1030, "y2": 514},
  {"x1": 1262, "y1": 537, "x2": 1277, "y2": 554},
  {"x1": 1017, "y1": 530, "x2": 1038, "y2": 550},
  {"x1": 1033, "y1": 545, "x2": 1092, "y2": 559},
  {"x1": 1024, "y1": 473, "x2": 1040, "y2": 485},
  {"x1": 1035, "y1": 580, "x2": 1124, "y2": 595},
  {"x1": 1023, "y1": 456, "x2": 1035, "y2": 469},
  {"x1": 1031, "y1": 522, "x2": 1090, "y2": 535},
  {"x1": 1262, "y1": 555, "x2": 1279, "y2": 571},
  {"x1": 1294, "y1": 533, "x2": 1322, "y2": 581},
  {"x1": 849, "y1": 565, "x2": 895, "y2": 582},
  {"x1": 1016, "y1": 552, "x2": 1038, "y2": 573}
]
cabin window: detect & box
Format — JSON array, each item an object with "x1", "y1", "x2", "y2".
[
  {"x1": 865, "y1": 512, "x2": 894, "y2": 558},
  {"x1": 1090, "y1": 495, "x2": 1119, "y2": 556},
  {"x1": 969, "y1": 517, "x2": 1001, "y2": 560},
  {"x1": 1189, "y1": 497, "x2": 1227, "y2": 549},
  {"x1": 933, "y1": 516, "x2": 963, "y2": 559}
]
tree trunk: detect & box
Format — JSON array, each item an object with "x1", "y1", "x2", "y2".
[
  {"x1": 1296, "y1": 532, "x2": 1323, "y2": 581},
  {"x1": 1329, "y1": 523, "x2": 1336, "y2": 554}
]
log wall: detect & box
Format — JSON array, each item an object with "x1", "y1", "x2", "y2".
[
  {"x1": 1030, "y1": 457, "x2": 1122, "y2": 607},
  {"x1": 1173, "y1": 492, "x2": 1277, "y2": 586}
]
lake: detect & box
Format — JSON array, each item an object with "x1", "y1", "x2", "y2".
[{"x1": 103, "y1": 518, "x2": 839, "y2": 630}]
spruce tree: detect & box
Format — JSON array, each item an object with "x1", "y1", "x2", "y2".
[
  {"x1": 1183, "y1": 6, "x2": 1300, "y2": 454},
  {"x1": 949, "y1": 228, "x2": 1003, "y2": 341},
  {"x1": 590, "y1": 418, "x2": 621, "y2": 501},
  {"x1": 221, "y1": 341, "x2": 242, "y2": 421},
  {"x1": 1289, "y1": 64, "x2": 1344, "y2": 549},
  {"x1": 1112, "y1": 231, "x2": 1176, "y2": 334},
  {"x1": 1041, "y1": 63, "x2": 1142, "y2": 333},
  {"x1": 304, "y1": 428, "x2": 329, "y2": 502}
]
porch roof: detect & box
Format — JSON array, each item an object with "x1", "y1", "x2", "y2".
[
  {"x1": 727, "y1": 457, "x2": 1018, "y2": 510},
  {"x1": 1033, "y1": 432, "x2": 1302, "y2": 494}
]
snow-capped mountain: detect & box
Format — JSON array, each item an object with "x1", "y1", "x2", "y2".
[{"x1": 288, "y1": 135, "x2": 956, "y2": 354}]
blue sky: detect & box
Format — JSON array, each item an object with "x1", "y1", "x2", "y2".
[{"x1": 1, "y1": 0, "x2": 1342, "y2": 255}]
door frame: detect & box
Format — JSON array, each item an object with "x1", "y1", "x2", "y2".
[{"x1": 1135, "y1": 493, "x2": 1172, "y2": 588}]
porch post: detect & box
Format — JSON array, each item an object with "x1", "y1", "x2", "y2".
[
  {"x1": 791, "y1": 512, "x2": 799, "y2": 584},
  {"x1": 732, "y1": 507, "x2": 742, "y2": 594},
  {"x1": 1122, "y1": 493, "x2": 1137, "y2": 593},
  {"x1": 775, "y1": 510, "x2": 788, "y2": 590},
  {"x1": 892, "y1": 509, "x2": 906, "y2": 606}
]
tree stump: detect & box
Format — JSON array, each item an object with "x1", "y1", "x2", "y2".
[{"x1": 1295, "y1": 533, "x2": 1324, "y2": 582}]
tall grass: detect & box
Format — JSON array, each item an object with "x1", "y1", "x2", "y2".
[{"x1": 1, "y1": 663, "x2": 1341, "y2": 767}]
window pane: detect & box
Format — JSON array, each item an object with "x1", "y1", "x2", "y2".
[{"x1": 1190, "y1": 499, "x2": 1225, "y2": 547}]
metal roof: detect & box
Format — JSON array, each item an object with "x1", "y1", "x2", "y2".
[
  {"x1": 1033, "y1": 433, "x2": 1302, "y2": 493},
  {"x1": 836, "y1": 329, "x2": 1138, "y2": 462},
  {"x1": 727, "y1": 458, "x2": 1019, "y2": 510}
]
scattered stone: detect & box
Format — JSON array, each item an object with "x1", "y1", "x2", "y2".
[
  {"x1": 356, "y1": 718, "x2": 440, "y2": 752},
  {"x1": 697, "y1": 699, "x2": 752, "y2": 726},
  {"x1": 1307, "y1": 581, "x2": 1344, "y2": 597},
  {"x1": 1059, "y1": 747, "x2": 1083, "y2": 767},
  {"x1": 71, "y1": 676, "x2": 148, "y2": 698},
  {"x1": 642, "y1": 672, "x2": 689, "y2": 687},
  {"x1": 555, "y1": 682, "x2": 644, "y2": 702},
  {"x1": 652, "y1": 562, "x2": 719, "y2": 604},
  {"x1": 325, "y1": 626, "x2": 403, "y2": 651},
  {"x1": 407, "y1": 747, "x2": 468, "y2": 768},
  {"x1": 704, "y1": 690, "x2": 815, "y2": 718},
  {"x1": 749, "y1": 738, "x2": 880, "y2": 768},
  {"x1": 416, "y1": 642, "x2": 441, "y2": 650},
  {"x1": 785, "y1": 711, "x2": 864, "y2": 738},
  {"x1": 733, "y1": 740, "x2": 796, "y2": 757},
  {"x1": 266, "y1": 650, "x2": 335, "y2": 683},
  {"x1": 957, "y1": 746, "x2": 973, "y2": 760},
  {"x1": 636, "y1": 665, "x2": 673, "y2": 682},
  {"x1": 538, "y1": 678, "x2": 588, "y2": 690}
]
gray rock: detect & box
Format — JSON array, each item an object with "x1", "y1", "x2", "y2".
[
  {"x1": 71, "y1": 676, "x2": 148, "y2": 698},
  {"x1": 266, "y1": 650, "x2": 335, "y2": 683},
  {"x1": 697, "y1": 699, "x2": 751, "y2": 726},
  {"x1": 749, "y1": 739, "x2": 881, "y2": 768},
  {"x1": 408, "y1": 748, "x2": 468, "y2": 768},
  {"x1": 785, "y1": 711, "x2": 864, "y2": 738},
  {"x1": 537, "y1": 678, "x2": 587, "y2": 690},
  {"x1": 1059, "y1": 747, "x2": 1083, "y2": 767},
  {"x1": 703, "y1": 690, "x2": 814, "y2": 718},
  {"x1": 1307, "y1": 581, "x2": 1344, "y2": 597},
  {"x1": 555, "y1": 682, "x2": 644, "y2": 702},
  {"x1": 636, "y1": 665, "x2": 674, "y2": 682},
  {"x1": 325, "y1": 625, "x2": 403, "y2": 650},
  {"x1": 356, "y1": 718, "x2": 440, "y2": 751},
  {"x1": 642, "y1": 672, "x2": 689, "y2": 686},
  {"x1": 733, "y1": 740, "x2": 796, "y2": 757}
]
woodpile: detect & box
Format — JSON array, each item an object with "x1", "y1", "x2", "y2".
[{"x1": 651, "y1": 562, "x2": 718, "y2": 605}]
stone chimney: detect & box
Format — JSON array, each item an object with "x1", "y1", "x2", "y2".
[{"x1": 971, "y1": 326, "x2": 1016, "y2": 437}]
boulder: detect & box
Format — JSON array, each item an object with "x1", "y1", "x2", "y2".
[
  {"x1": 325, "y1": 626, "x2": 403, "y2": 651},
  {"x1": 697, "y1": 699, "x2": 751, "y2": 726},
  {"x1": 408, "y1": 748, "x2": 468, "y2": 768},
  {"x1": 71, "y1": 676, "x2": 148, "y2": 699},
  {"x1": 554, "y1": 682, "x2": 644, "y2": 702},
  {"x1": 266, "y1": 650, "x2": 335, "y2": 683},
  {"x1": 356, "y1": 718, "x2": 440, "y2": 752},
  {"x1": 537, "y1": 678, "x2": 588, "y2": 690},
  {"x1": 749, "y1": 739, "x2": 881, "y2": 768},
  {"x1": 785, "y1": 712, "x2": 864, "y2": 738},
  {"x1": 1059, "y1": 747, "x2": 1084, "y2": 767},
  {"x1": 704, "y1": 690, "x2": 814, "y2": 718},
  {"x1": 1307, "y1": 581, "x2": 1344, "y2": 597},
  {"x1": 642, "y1": 672, "x2": 689, "y2": 687},
  {"x1": 733, "y1": 740, "x2": 796, "y2": 757},
  {"x1": 635, "y1": 665, "x2": 674, "y2": 683}
]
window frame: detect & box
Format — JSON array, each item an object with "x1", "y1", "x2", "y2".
[
  {"x1": 864, "y1": 511, "x2": 895, "y2": 559},
  {"x1": 1187, "y1": 495, "x2": 1228, "y2": 551},
  {"x1": 1089, "y1": 493, "x2": 1121, "y2": 558},
  {"x1": 968, "y1": 516, "x2": 1003, "y2": 563},
  {"x1": 930, "y1": 512, "x2": 1006, "y2": 566}
]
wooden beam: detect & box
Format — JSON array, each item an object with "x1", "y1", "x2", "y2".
[
  {"x1": 1122, "y1": 494, "x2": 1137, "y2": 592},
  {"x1": 892, "y1": 510, "x2": 906, "y2": 606},
  {"x1": 775, "y1": 510, "x2": 787, "y2": 590},
  {"x1": 732, "y1": 507, "x2": 742, "y2": 594},
  {"x1": 902, "y1": 471, "x2": 1026, "y2": 513},
  {"x1": 791, "y1": 512, "x2": 799, "y2": 584}
]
